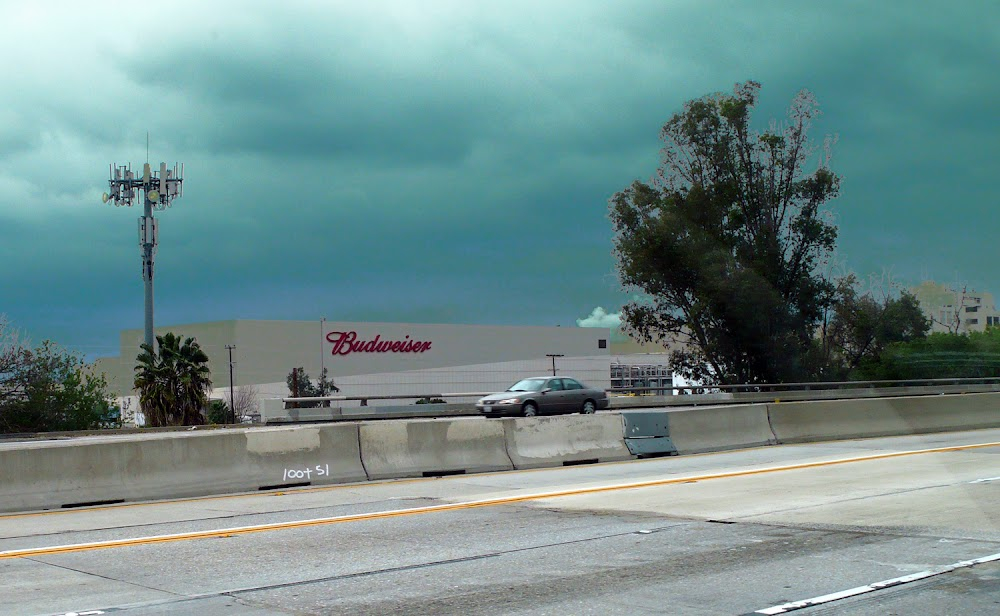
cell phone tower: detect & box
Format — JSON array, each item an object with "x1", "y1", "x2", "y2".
[{"x1": 102, "y1": 160, "x2": 184, "y2": 352}]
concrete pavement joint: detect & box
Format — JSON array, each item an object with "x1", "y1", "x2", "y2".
[
  {"x1": 1, "y1": 497, "x2": 439, "y2": 543},
  {"x1": 26, "y1": 555, "x2": 186, "y2": 598},
  {"x1": 729, "y1": 481, "x2": 961, "y2": 521},
  {"x1": 42, "y1": 524, "x2": 685, "y2": 615}
]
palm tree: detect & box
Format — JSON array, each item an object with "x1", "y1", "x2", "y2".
[{"x1": 134, "y1": 333, "x2": 212, "y2": 427}]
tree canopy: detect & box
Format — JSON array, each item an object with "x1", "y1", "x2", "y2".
[
  {"x1": 858, "y1": 328, "x2": 1000, "y2": 381},
  {"x1": 1, "y1": 317, "x2": 117, "y2": 433},
  {"x1": 819, "y1": 279, "x2": 930, "y2": 379},
  {"x1": 286, "y1": 367, "x2": 339, "y2": 408},
  {"x1": 610, "y1": 81, "x2": 840, "y2": 384}
]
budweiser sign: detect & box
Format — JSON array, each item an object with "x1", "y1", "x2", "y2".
[{"x1": 326, "y1": 331, "x2": 432, "y2": 356}]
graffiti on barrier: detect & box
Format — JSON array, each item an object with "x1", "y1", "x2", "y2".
[{"x1": 283, "y1": 464, "x2": 331, "y2": 482}]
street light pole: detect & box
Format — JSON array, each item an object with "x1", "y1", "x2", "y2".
[{"x1": 225, "y1": 344, "x2": 236, "y2": 424}]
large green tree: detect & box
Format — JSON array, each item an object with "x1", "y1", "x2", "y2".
[
  {"x1": 134, "y1": 333, "x2": 212, "y2": 427},
  {"x1": 1, "y1": 319, "x2": 117, "y2": 434},
  {"x1": 610, "y1": 81, "x2": 840, "y2": 385}
]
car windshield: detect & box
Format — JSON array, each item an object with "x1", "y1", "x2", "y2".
[{"x1": 507, "y1": 378, "x2": 548, "y2": 392}]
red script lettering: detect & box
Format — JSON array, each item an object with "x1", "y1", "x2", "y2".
[{"x1": 326, "y1": 331, "x2": 433, "y2": 356}]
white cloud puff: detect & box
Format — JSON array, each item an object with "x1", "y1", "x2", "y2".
[{"x1": 577, "y1": 307, "x2": 620, "y2": 329}]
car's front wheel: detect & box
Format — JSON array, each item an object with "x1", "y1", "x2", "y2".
[
  {"x1": 581, "y1": 400, "x2": 596, "y2": 414},
  {"x1": 522, "y1": 402, "x2": 538, "y2": 417}
]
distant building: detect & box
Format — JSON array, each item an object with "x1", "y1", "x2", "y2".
[
  {"x1": 91, "y1": 319, "x2": 696, "y2": 425},
  {"x1": 910, "y1": 281, "x2": 1000, "y2": 334},
  {"x1": 94, "y1": 320, "x2": 613, "y2": 403}
]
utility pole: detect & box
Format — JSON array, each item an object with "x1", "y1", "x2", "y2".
[
  {"x1": 225, "y1": 344, "x2": 236, "y2": 424},
  {"x1": 102, "y1": 159, "x2": 184, "y2": 352},
  {"x1": 320, "y1": 316, "x2": 326, "y2": 398},
  {"x1": 546, "y1": 354, "x2": 564, "y2": 376}
]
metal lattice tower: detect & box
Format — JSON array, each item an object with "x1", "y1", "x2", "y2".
[{"x1": 102, "y1": 161, "x2": 184, "y2": 352}]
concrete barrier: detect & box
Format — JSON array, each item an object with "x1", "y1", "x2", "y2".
[
  {"x1": 244, "y1": 424, "x2": 368, "y2": 487},
  {"x1": 663, "y1": 404, "x2": 776, "y2": 454},
  {"x1": 0, "y1": 431, "x2": 249, "y2": 513},
  {"x1": 359, "y1": 418, "x2": 512, "y2": 479},
  {"x1": 4, "y1": 392, "x2": 997, "y2": 514},
  {"x1": 502, "y1": 414, "x2": 633, "y2": 469},
  {"x1": 768, "y1": 392, "x2": 1000, "y2": 443},
  {"x1": 0, "y1": 424, "x2": 368, "y2": 513}
]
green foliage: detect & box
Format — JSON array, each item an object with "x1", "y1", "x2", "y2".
[
  {"x1": 0, "y1": 340, "x2": 118, "y2": 434},
  {"x1": 133, "y1": 333, "x2": 212, "y2": 427},
  {"x1": 207, "y1": 399, "x2": 229, "y2": 424},
  {"x1": 285, "y1": 367, "x2": 339, "y2": 408},
  {"x1": 610, "y1": 81, "x2": 840, "y2": 384},
  {"x1": 416, "y1": 397, "x2": 447, "y2": 404},
  {"x1": 817, "y1": 279, "x2": 930, "y2": 379},
  {"x1": 858, "y1": 329, "x2": 1000, "y2": 380}
]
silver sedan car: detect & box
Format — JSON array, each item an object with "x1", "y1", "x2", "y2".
[{"x1": 476, "y1": 376, "x2": 610, "y2": 417}]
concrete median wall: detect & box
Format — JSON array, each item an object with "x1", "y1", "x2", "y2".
[
  {"x1": 244, "y1": 424, "x2": 368, "y2": 486},
  {"x1": 359, "y1": 418, "x2": 512, "y2": 479},
  {"x1": 5, "y1": 392, "x2": 998, "y2": 514},
  {"x1": 503, "y1": 414, "x2": 633, "y2": 469},
  {"x1": 768, "y1": 392, "x2": 1000, "y2": 443},
  {"x1": 665, "y1": 404, "x2": 776, "y2": 454},
  {"x1": 0, "y1": 424, "x2": 368, "y2": 513}
]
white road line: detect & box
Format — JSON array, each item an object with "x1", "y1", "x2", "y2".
[
  {"x1": 969, "y1": 476, "x2": 1000, "y2": 484},
  {"x1": 755, "y1": 552, "x2": 1000, "y2": 614}
]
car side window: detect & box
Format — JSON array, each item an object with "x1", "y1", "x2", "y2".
[
  {"x1": 548, "y1": 378, "x2": 565, "y2": 391},
  {"x1": 564, "y1": 378, "x2": 583, "y2": 390}
]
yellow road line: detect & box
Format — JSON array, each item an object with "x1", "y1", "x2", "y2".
[
  {"x1": 0, "y1": 433, "x2": 758, "y2": 520},
  {"x1": 3, "y1": 429, "x2": 995, "y2": 521},
  {"x1": 2, "y1": 440, "x2": 997, "y2": 560}
]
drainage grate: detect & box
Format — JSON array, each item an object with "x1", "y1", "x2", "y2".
[
  {"x1": 61, "y1": 499, "x2": 125, "y2": 509},
  {"x1": 258, "y1": 481, "x2": 311, "y2": 491},
  {"x1": 422, "y1": 469, "x2": 467, "y2": 477},
  {"x1": 563, "y1": 458, "x2": 600, "y2": 467}
]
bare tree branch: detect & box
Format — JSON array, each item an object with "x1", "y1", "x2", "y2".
[{"x1": 226, "y1": 384, "x2": 260, "y2": 423}]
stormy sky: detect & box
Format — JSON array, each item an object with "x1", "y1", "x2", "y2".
[{"x1": 1, "y1": 0, "x2": 997, "y2": 359}]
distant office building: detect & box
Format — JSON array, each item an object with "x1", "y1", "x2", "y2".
[{"x1": 910, "y1": 281, "x2": 1000, "y2": 334}]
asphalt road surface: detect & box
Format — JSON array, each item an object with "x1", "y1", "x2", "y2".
[{"x1": 2, "y1": 428, "x2": 998, "y2": 615}]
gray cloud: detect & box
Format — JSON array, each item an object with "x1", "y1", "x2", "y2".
[{"x1": 1, "y1": 0, "x2": 997, "y2": 358}]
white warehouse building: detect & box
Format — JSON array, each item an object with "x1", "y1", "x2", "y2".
[{"x1": 95, "y1": 320, "x2": 616, "y2": 416}]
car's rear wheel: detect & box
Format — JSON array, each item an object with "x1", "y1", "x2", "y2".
[
  {"x1": 523, "y1": 402, "x2": 538, "y2": 417},
  {"x1": 581, "y1": 400, "x2": 596, "y2": 414}
]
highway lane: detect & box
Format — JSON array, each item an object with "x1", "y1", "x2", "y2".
[{"x1": 1, "y1": 428, "x2": 998, "y2": 615}]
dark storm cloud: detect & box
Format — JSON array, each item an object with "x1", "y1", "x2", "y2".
[{"x1": 1, "y1": 0, "x2": 997, "y2": 358}]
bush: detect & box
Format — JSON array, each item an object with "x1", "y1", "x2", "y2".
[
  {"x1": 0, "y1": 339, "x2": 118, "y2": 434},
  {"x1": 207, "y1": 400, "x2": 230, "y2": 424},
  {"x1": 858, "y1": 329, "x2": 1000, "y2": 380}
]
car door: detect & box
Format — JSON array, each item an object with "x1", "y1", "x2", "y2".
[
  {"x1": 561, "y1": 378, "x2": 587, "y2": 410},
  {"x1": 541, "y1": 378, "x2": 568, "y2": 414}
]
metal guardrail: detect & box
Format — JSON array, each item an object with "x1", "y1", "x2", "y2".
[
  {"x1": 281, "y1": 378, "x2": 1000, "y2": 406},
  {"x1": 285, "y1": 392, "x2": 494, "y2": 406},
  {"x1": 614, "y1": 376, "x2": 1000, "y2": 394},
  {"x1": 265, "y1": 379, "x2": 1000, "y2": 425}
]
